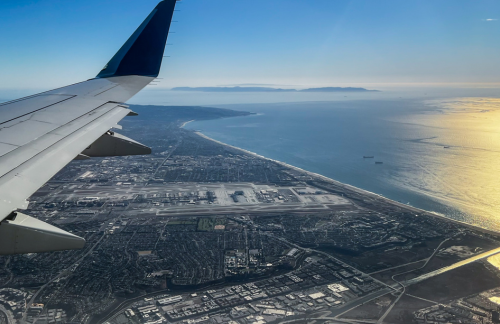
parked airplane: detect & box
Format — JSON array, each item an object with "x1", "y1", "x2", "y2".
[{"x1": 0, "y1": 0, "x2": 177, "y2": 255}]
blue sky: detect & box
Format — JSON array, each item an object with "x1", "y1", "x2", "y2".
[{"x1": 1, "y1": 0, "x2": 500, "y2": 94}]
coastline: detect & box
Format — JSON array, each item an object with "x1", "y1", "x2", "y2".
[
  {"x1": 180, "y1": 120, "x2": 195, "y2": 128},
  {"x1": 193, "y1": 130, "x2": 500, "y2": 237}
]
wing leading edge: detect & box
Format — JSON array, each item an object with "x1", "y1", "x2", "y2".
[{"x1": 0, "y1": 0, "x2": 178, "y2": 255}]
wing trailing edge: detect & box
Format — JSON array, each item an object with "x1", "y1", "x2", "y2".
[
  {"x1": 0, "y1": 212, "x2": 85, "y2": 255},
  {"x1": 0, "y1": 1, "x2": 179, "y2": 255}
]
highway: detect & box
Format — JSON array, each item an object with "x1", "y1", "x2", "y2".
[
  {"x1": 334, "y1": 244, "x2": 500, "y2": 322},
  {"x1": 0, "y1": 305, "x2": 13, "y2": 324},
  {"x1": 23, "y1": 230, "x2": 108, "y2": 323},
  {"x1": 301, "y1": 236, "x2": 500, "y2": 322},
  {"x1": 375, "y1": 235, "x2": 455, "y2": 323}
]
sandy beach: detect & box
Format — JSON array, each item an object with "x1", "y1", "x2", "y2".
[
  {"x1": 193, "y1": 131, "x2": 500, "y2": 236},
  {"x1": 180, "y1": 120, "x2": 195, "y2": 128}
]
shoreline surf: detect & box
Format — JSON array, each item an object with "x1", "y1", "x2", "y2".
[
  {"x1": 180, "y1": 120, "x2": 195, "y2": 128},
  {"x1": 191, "y1": 129, "x2": 500, "y2": 237}
]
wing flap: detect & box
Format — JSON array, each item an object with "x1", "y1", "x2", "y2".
[
  {"x1": 0, "y1": 120, "x2": 59, "y2": 146},
  {"x1": 29, "y1": 98, "x2": 109, "y2": 125},
  {"x1": 83, "y1": 131, "x2": 151, "y2": 157},
  {"x1": 0, "y1": 142, "x2": 18, "y2": 157},
  {"x1": 0, "y1": 102, "x2": 120, "y2": 178},
  {"x1": 0, "y1": 94, "x2": 75, "y2": 125},
  {"x1": 0, "y1": 212, "x2": 85, "y2": 255}
]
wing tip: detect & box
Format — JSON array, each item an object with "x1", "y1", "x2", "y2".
[{"x1": 96, "y1": 0, "x2": 177, "y2": 79}]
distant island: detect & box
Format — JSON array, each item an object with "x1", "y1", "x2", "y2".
[
  {"x1": 128, "y1": 104, "x2": 254, "y2": 123},
  {"x1": 300, "y1": 87, "x2": 379, "y2": 92},
  {"x1": 171, "y1": 87, "x2": 295, "y2": 92},
  {"x1": 171, "y1": 86, "x2": 379, "y2": 93}
]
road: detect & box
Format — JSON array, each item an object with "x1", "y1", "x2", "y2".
[
  {"x1": 258, "y1": 225, "x2": 406, "y2": 322},
  {"x1": 97, "y1": 216, "x2": 500, "y2": 324},
  {"x1": 96, "y1": 288, "x2": 172, "y2": 324},
  {"x1": 276, "y1": 231, "x2": 500, "y2": 323},
  {"x1": 376, "y1": 235, "x2": 455, "y2": 323},
  {"x1": 367, "y1": 242, "x2": 500, "y2": 323},
  {"x1": 323, "y1": 287, "x2": 394, "y2": 319},
  {"x1": 22, "y1": 231, "x2": 108, "y2": 323},
  {"x1": 260, "y1": 230, "x2": 395, "y2": 292},
  {"x1": 0, "y1": 305, "x2": 13, "y2": 324},
  {"x1": 151, "y1": 141, "x2": 179, "y2": 180}
]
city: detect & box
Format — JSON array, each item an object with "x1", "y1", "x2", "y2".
[{"x1": 1, "y1": 105, "x2": 500, "y2": 324}]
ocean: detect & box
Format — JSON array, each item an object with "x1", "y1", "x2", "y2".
[
  {"x1": 177, "y1": 90, "x2": 500, "y2": 232},
  {"x1": 3, "y1": 87, "x2": 499, "y2": 231}
]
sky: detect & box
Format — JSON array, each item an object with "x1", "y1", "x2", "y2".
[{"x1": 1, "y1": 0, "x2": 500, "y2": 97}]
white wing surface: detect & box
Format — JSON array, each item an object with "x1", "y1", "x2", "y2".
[{"x1": 0, "y1": 0, "x2": 178, "y2": 255}]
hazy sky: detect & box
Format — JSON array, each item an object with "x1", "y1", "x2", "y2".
[{"x1": 1, "y1": 0, "x2": 500, "y2": 94}]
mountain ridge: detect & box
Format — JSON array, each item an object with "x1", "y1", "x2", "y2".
[{"x1": 171, "y1": 86, "x2": 380, "y2": 93}]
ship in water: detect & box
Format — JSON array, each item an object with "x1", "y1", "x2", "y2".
[
  {"x1": 375, "y1": 161, "x2": 383, "y2": 164},
  {"x1": 363, "y1": 156, "x2": 375, "y2": 158}
]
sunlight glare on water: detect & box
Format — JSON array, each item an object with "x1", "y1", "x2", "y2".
[
  {"x1": 390, "y1": 97, "x2": 500, "y2": 230},
  {"x1": 185, "y1": 94, "x2": 500, "y2": 232},
  {"x1": 488, "y1": 254, "x2": 500, "y2": 271}
]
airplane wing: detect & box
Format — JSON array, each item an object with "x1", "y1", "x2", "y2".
[{"x1": 0, "y1": 0, "x2": 178, "y2": 255}]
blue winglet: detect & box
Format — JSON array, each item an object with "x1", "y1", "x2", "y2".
[{"x1": 96, "y1": 0, "x2": 177, "y2": 78}]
